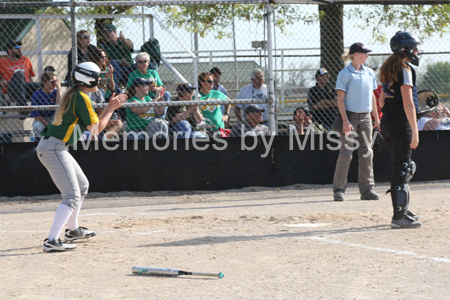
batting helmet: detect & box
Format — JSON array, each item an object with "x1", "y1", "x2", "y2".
[
  {"x1": 71, "y1": 62, "x2": 100, "y2": 88},
  {"x1": 390, "y1": 31, "x2": 421, "y2": 66}
]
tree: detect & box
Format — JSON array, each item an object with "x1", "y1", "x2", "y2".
[
  {"x1": 349, "y1": 4, "x2": 450, "y2": 42},
  {"x1": 158, "y1": 4, "x2": 315, "y2": 39},
  {"x1": 319, "y1": 4, "x2": 343, "y2": 87},
  {"x1": 47, "y1": 1, "x2": 137, "y2": 44}
]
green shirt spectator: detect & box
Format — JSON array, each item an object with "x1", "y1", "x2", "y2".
[
  {"x1": 198, "y1": 90, "x2": 227, "y2": 129},
  {"x1": 126, "y1": 95, "x2": 155, "y2": 132}
]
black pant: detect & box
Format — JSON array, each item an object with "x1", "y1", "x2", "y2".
[{"x1": 380, "y1": 114, "x2": 413, "y2": 219}]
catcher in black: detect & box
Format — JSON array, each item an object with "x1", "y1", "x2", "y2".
[{"x1": 378, "y1": 32, "x2": 422, "y2": 229}]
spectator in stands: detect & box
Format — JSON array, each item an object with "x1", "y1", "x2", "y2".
[
  {"x1": 417, "y1": 104, "x2": 450, "y2": 131},
  {"x1": 88, "y1": 48, "x2": 119, "y2": 101},
  {"x1": 307, "y1": 68, "x2": 338, "y2": 131},
  {"x1": 0, "y1": 40, "x2": 40, "y2": 110},
  {"x1": 210, "y1": 67, "x2": 230, "y2": 117},
  {"x1": 125, "y1": 78, "x2": 168, "y2": 139},
  {"x1": 127, "y1": 52, "x2": 170, "y2": 110},
  {"x1": 198, "y1": 72, "x2": 229, "y2": 132},
  {"x1": 87, "y1": 87, "x2": 123, "y2": 140},
  {"x1": 140, "y1": 37, "x2": 161, "y2": 71},
  {"x1": 65, "y1": 30, "x2": 97, "y2": 82},
  {"x1": 30, "y1": 73, "x2": 61, "y2": 140},
  {"x1": 292, "y1": 106, "x2": 328, "y2": 135},
  {"x1": 44, "y1": 66, "x2": 56, "y2": 76},
  {"x1": 235, "y1": 69, "x2": 278, "y2": 125},
  {"x1": 99, "y1": 24, "x2": 134, "y2": 85},
  {"x1": 166, "y1": 83, "x2": 205, "y2": 139},
  {"x1": 230, "y1": 104, "x2": 268, "y2": 137}
]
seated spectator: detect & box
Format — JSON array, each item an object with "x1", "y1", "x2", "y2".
[
  {"x1": 418, "y1": 104, "x2": 450, "y2": 131},
  {"x1": 89, "y1": 48, "x2": 120, "y2": 101},
  {"x1": 99, "y1": 24, "x2": 135, "y2": 85},
  {"x1": 0, "y1": 40, "x2": 40, "y2": 110},
  {"x1": 30, "y1": 73, "x2": 61, "y2": 140},
  {"x1": 307, "y1": 68, "x2": 338, "y2": 131},
  {"x1": 234, "y1": 69, "x2": 278, "y2": 125},
  {"x1": 127, "y1": 52, "x2": 171, "y2": 115},
  {"x1": 140, "y1": 37, "x2": 161, "y2": 71},
  {"x1": 166, "y1": 83, "x2": 205, "y2": 139},
  {"x1": 210, "y1": 67, "x2": 230, "y2": 116},
  {"x1": 198, "y1": 72, "x2": 229, "y2": 131},
  {"x1": 230, "y1": 104, "x2": 268, "y2": 137},
  {"x1": 44, "y1": 66, "x2": 56, "y2": 76},
  {"x1": 65, "y1": 30, "x2": 96, "y2": 82},
  {"x1": 87, "y1": 88, "x2": 123, "y2": 140},
  {"x1": 125, "y1": 78, "x2": 168, "y2": 139},
  {"x1": 291, "y1": 106, "x2": 328, "y2": 135}
]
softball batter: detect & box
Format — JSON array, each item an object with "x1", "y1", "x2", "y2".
[
  {"x1": 378, "y1": 31, "x2": 422, "y2": 229},
  {"x1": 37, "y1": 62, "x2": 127, "y2": 252}
]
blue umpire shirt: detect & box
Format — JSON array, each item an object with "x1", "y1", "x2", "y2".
[{"x1": 335, "y1": 63, "x2": 377, "y2": 113}]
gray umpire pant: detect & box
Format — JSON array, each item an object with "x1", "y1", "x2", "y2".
[
  {"x1": 37, "y1": 137, "x2": 89, "y2": 210},
  {"x1": 333, "y1": 112, "x2": 374, "y2": 194}
]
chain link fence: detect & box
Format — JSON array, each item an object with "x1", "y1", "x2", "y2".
[{"x1": 0, "y1": 1, "x2": 449, "y2": 142}]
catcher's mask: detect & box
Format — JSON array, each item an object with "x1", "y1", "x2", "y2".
[{"x1": 417, "y1": 89, "x2": 439, "y2": 118}]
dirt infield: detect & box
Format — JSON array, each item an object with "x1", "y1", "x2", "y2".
[{"x1": 1, "y1": 180, "x2": 450, "y2": 299}]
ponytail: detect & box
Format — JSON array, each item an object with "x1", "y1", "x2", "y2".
[{"x1": 53, "y1": 86, "x2": 76, "y2": 125}]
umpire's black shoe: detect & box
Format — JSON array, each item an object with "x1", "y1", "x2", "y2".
[
  {"x1": 334, "y1": 191, "x2": 344, "y2": 201},
  {"x1": 43, "y1": 238, "x2": 77, "y2": 252},
  {"x1": 361, "y1": 189, "x2": 379, "y2": 200}
]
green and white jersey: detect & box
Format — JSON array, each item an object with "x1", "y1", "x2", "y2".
[
  {"x1": 127, "y1": 69, "x2": 163, "y2": 99},
  {"x1": 198, "y1": 90, "x2": 226, "y2": 129},
  {"x1": 126, "y1": 95, "x2": 155, "y2": 132},
  {"x1": 41, "y1": 90, "x2": 99, "y2": 147}
]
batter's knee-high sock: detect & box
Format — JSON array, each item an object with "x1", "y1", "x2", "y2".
[
  {"x1": 67, "y1": 198, "x2": 84, "y2": 231},
  {"x1": 47, "y1": 204, "x2": 73, "y2": 241}
]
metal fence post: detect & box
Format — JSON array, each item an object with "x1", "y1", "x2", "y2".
[
  {"x1": 70, "y1": 0, "x2": 77, "y2": 70},
  {"x1": 266, "y1": 3, "x2": 276, "y2": 134},
  {"x1": 35, "y1": 16, "x2": 43, "y2": 78},
  {"x1": 281, "y1": 49, "x2": 285, "y2": 110}
]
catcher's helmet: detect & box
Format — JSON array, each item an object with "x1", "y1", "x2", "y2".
[
  {"x1": 417, "y1": 89, "x2": 440, "y2": 118},
  {"x1": 390, "y1": 31, "x2": 421, "y2": 66},
  {"x1": 71, "y1": 62, "x2": 100, "y2": 88}
]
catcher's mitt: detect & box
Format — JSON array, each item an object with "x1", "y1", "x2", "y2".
[{"x1": 417, "y1": 89, "x2": 439, "y2": 118}]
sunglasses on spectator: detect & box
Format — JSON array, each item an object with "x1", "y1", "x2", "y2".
[
  {"x1": 100, "y1": 55, "x2": 108, "y2": 59},
  {"x1": 203, "y1": 80, "x2": 214, "y2": 83},
  {"x1": 137, "y1": 60, "x2": 149, "y2": 64},
  {"x1": 82, "y1": 36, "x2": 90, "y2": 40}
]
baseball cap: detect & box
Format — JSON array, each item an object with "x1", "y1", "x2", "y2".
[
  {"x1": 349, "y1": 42, "x2": 372, "y2": 54},
  {"x1": 176, "y1": 83, "x2": 196, "y2": 93},
  {"x1": 210, "y1": 67, "x2": 222, "y2": 75},
  {"x1": 102, "y1": 24, "x2": 117, "y2": 32},
  {"x1": 5, "y1": 40, "x2": 22, "y2": 51},
  {"x1": 130, "y1": 78, "x2": 152, "y2": 90},
  {"x1": 315, "y1": 68, "x2": 328, "y2": 78},
  {"x1": 44, "y1": 66, "x2": 56, "y2": 74},
  {"x1": 244, "y1": 104, "x2": 265, "y2": 115}
]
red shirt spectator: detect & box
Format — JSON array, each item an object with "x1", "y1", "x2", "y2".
[{"x1": 372, "y1": 84, "x2": 383, "y2": 121}]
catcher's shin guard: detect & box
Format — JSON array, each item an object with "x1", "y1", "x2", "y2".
[{"x1": 389, "y1": 160, "x2": 416, "y2": 219}]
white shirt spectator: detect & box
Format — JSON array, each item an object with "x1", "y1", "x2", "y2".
[
  {"x1": 418, "y1": 116, "x2": 450, "y2": 130},
  {"x1": 236, "y1": 83, "x2": 277, "y2": 123}
]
